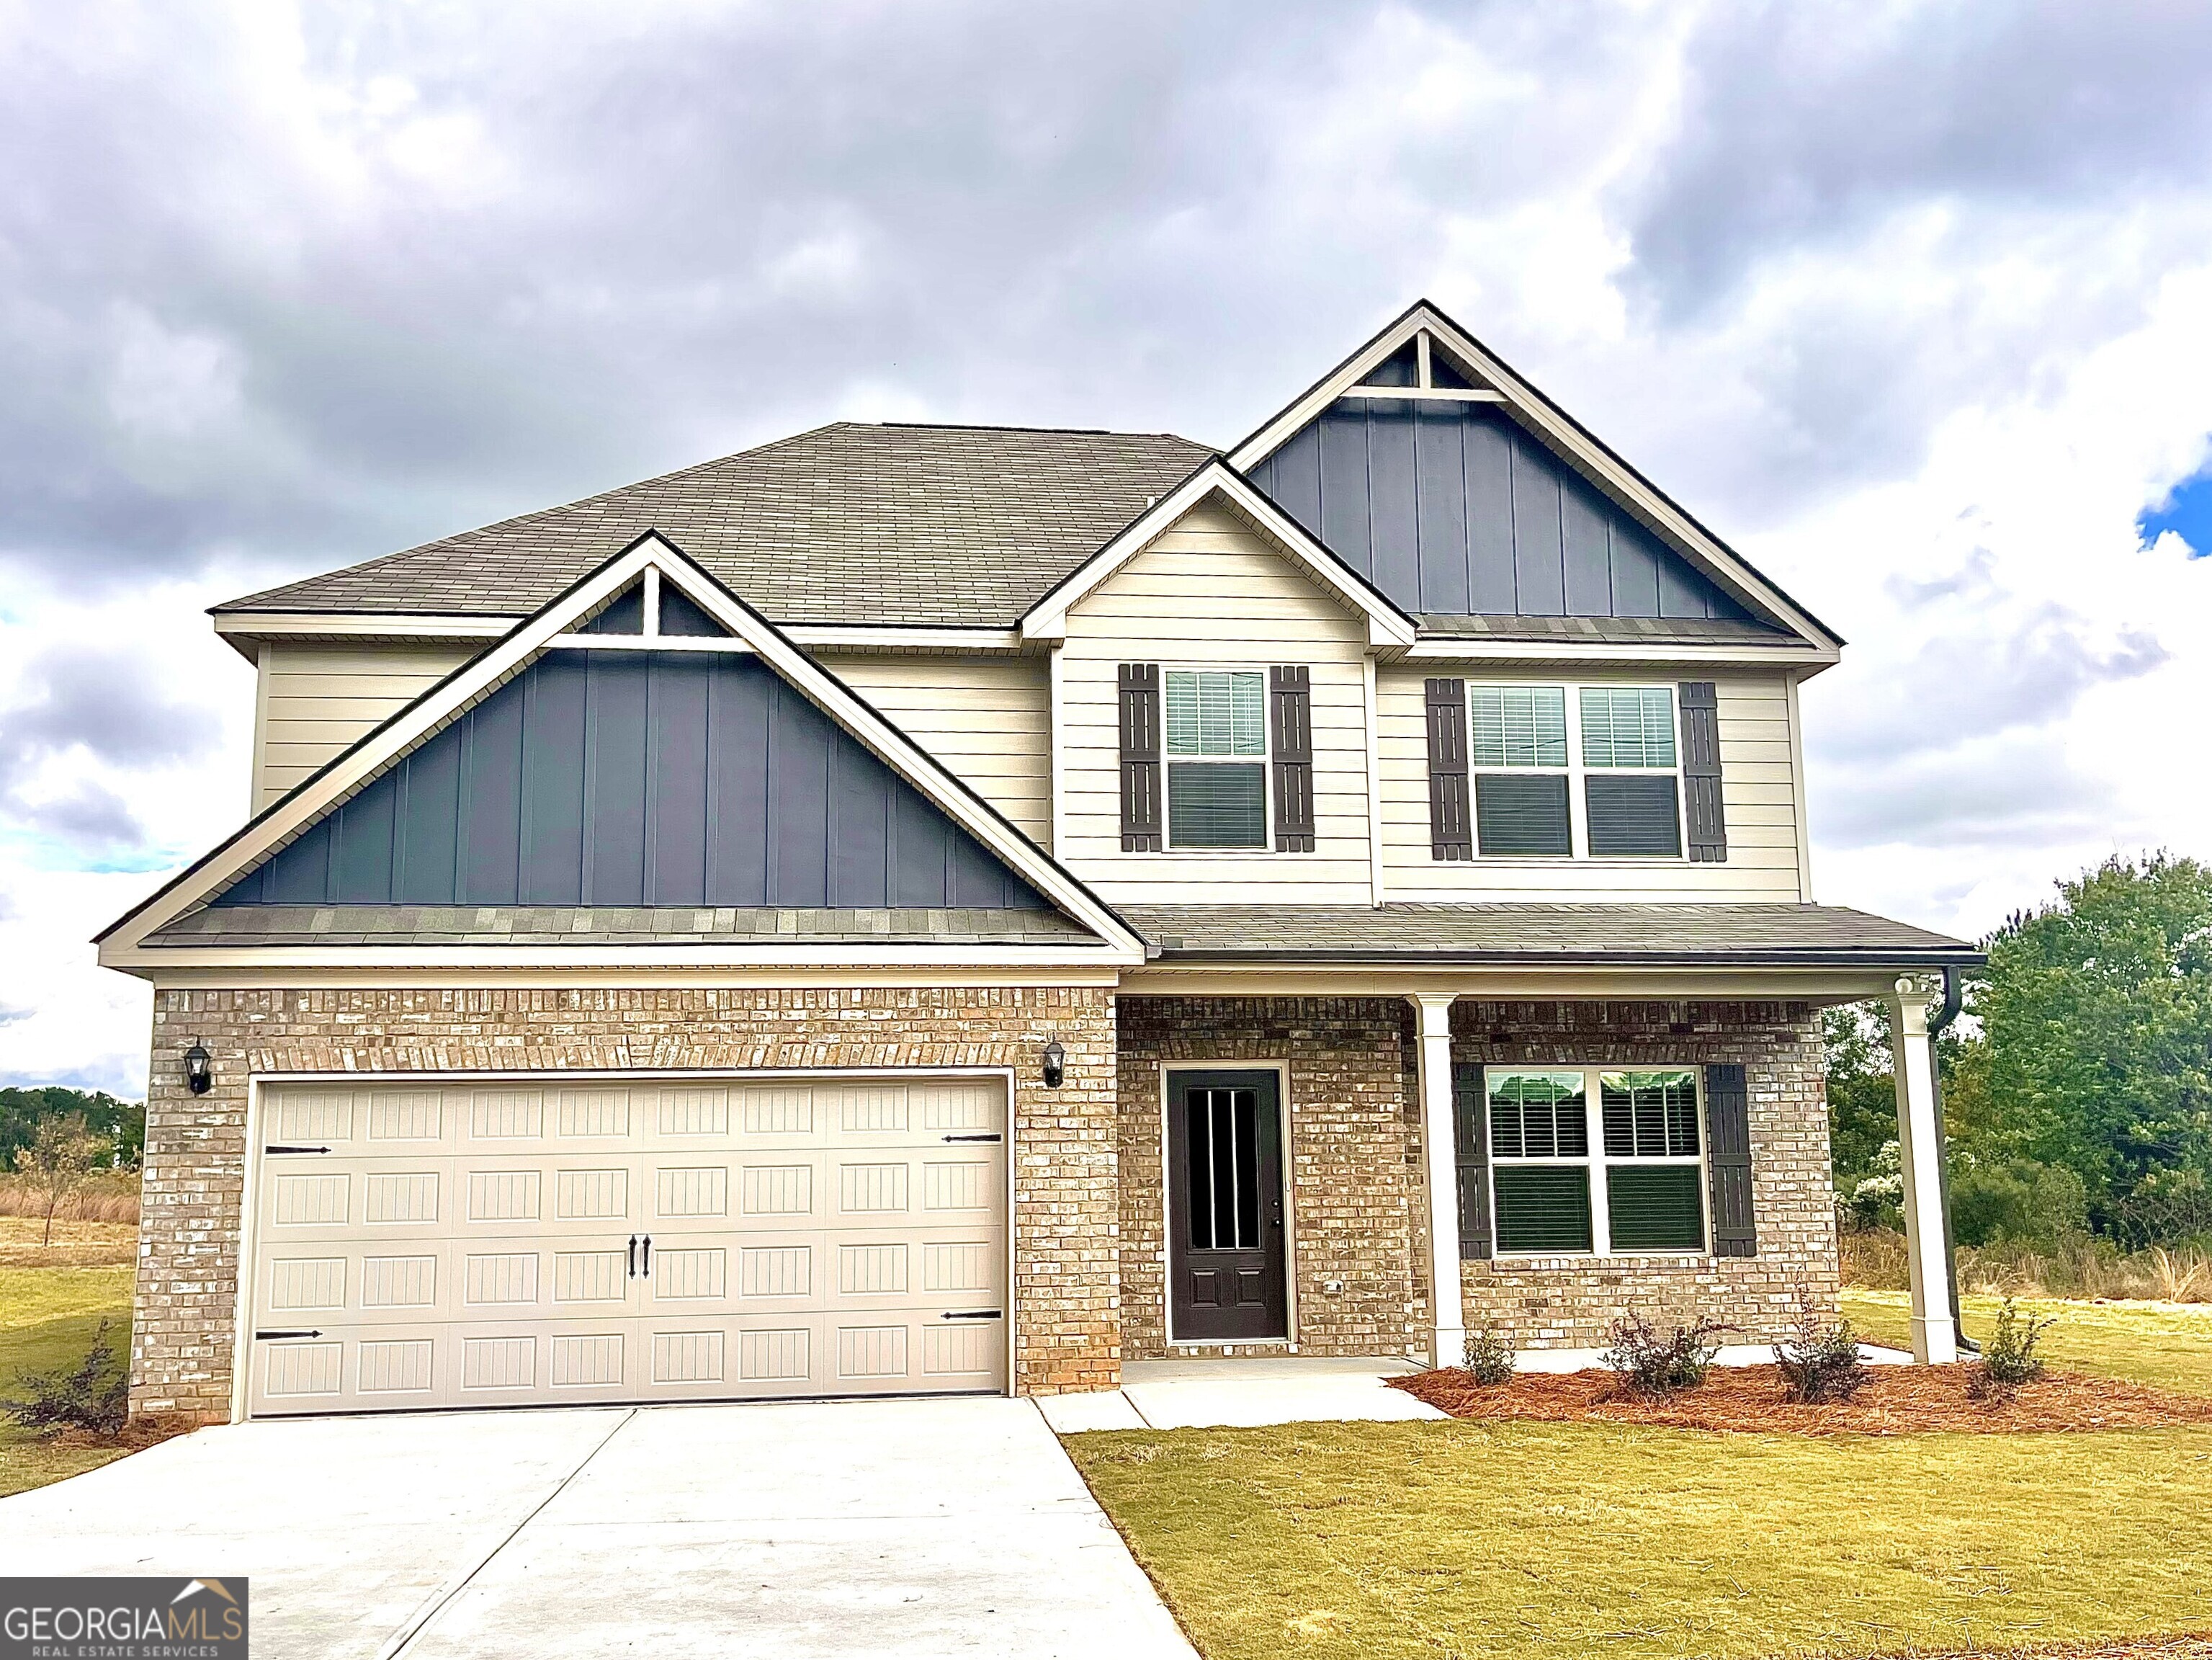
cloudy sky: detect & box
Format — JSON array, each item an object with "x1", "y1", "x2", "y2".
[{"x1": 4, "y1": 0, "x2": 2211, "y2": 1095}]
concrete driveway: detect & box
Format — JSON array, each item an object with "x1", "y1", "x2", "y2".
[{"x1": 0, "y1": 1398, "x2": 1196, "y2": 1659}]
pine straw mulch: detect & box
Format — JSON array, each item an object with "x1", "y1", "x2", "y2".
[
  {"x1": 1920, "y1": 1641, "x2": 2212, "y2": 1660},
  {"x1": 1389, "y1": 1362, "x2": 2212, "y2": 1436},
  {"x1": 40, "y1": 1413, "x2": 198, "y2": 1454}
]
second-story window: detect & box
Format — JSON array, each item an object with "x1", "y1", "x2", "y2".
[
  {"x1": 1164, "y1": 669, "x2": 1268, "y2": 849},
  {"x1": 1579, "y1": 687, "x2": 1683, "y2": 857},
  {"x1": 1470, "y1": 686, "x2": 1571, "y2": 855}
]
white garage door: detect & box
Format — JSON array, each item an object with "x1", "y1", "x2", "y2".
[{"x1": 244, "y1": 1075, "x2": 1008, "y2": 1416}]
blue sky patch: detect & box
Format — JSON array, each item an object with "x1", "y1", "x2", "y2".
[{"x1": 2138, "y1": 460, "x2": 2212, "y2": 557}]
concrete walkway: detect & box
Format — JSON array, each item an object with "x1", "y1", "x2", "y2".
[
  {"x1": 0, "y1": 1398, "x2": 1195, "y2": 1660},
  {"x1": 1037, "y1": 1355, "x2": 1449, "y2": 1432}
]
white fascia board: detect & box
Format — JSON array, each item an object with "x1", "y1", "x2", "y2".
[
  {"x1": 1229, "y1": 303, "x2": 1841, "y2": 654},
  {"x1": 787, "y1": 625, "x2": 1029, "y2": 654},
  {"x1": 217, "y1": 610, "x2": 1028, "y2": 657},
  {"x1": 104, "y1": 531, "x2": 1146, "y2": 963},
  {"x1": 1118, "y1": 963, "x2": 1908, "y2": 1001},
  {"x1": 1020, "y1": 463, "x2": 1417, "y2": 649},
  {"x1": 102, "y1": 941, "x2": 1137, "y2": 976}
]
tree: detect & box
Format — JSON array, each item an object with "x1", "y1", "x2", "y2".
[
  {"x1": 1975, "y1": 853, "x2": 2212, "y2": 1235},
  {"x1": 0, "y1": 1087, "x2": 143, "y2": 1169},
  {"x1": 12, "y1": 1113, "x2": 104, "y2": 1246},
  {"x1": 1822, "y1": 1003, "x2": 1899, "y2": 1186}
]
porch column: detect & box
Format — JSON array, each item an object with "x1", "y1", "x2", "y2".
[
  {"x1": 1886, "y1": 977, "x2": 1960, "y2": 1365},
  {"x1": 1411, "y1": 992, "x2": 1464, "y2": 1370}
]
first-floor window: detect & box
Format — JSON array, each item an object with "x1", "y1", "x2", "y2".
[{"x1": 1487, "y1": 1066, "x2": 1708, "y2": 1255}]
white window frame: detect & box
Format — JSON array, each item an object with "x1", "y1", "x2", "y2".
[
  {"x1": 1160, "y1": 665, "x2": 1273, "y2": 854},
  {"x1": 1485, "y1": 1064, "x2": 1710, "y2": 1259},
  {"x1": 1459, "y1": 681, "x2": 1688, "y2": 862}
]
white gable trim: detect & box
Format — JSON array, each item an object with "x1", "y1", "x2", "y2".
[
  {"x1": 101, "y1": 532, "x2": 1146, "y2": 965},
  {"x1": 1228, "y1": 302, "x2": 1842, "y2": 652},
  {"x1": 1020, "y1": 462, "x2": 1418, "y2": 649}
]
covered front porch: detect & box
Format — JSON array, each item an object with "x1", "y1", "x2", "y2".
[{"x1": 1112, "y1": 901, "x2": 1981, "y2": 1375}]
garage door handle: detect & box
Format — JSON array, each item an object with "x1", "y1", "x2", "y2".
[
  {"x1": 254, "y1": 1329, "x2": 323, "y2": 1340},
  {"x1": 941, "y1": 1133, "x2": 1002, "y2": 1143},
  {"x1": 940, "y1": 1310, "x2": 1003, "y2": 1321},
  {"x1": 264, "y1": 1145, "x2": 331, "y2": 1155},
  {"x1": 641, "y1": 1235, "x2": 653, "y2": 1275},
  {"x1": 627, "y1": 1234, "x2": 638, "y2": 1277}
]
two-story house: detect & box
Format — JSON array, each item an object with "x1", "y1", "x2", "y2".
[{"x1": 101, "y1": 302, "x2": 1976, "y2": 1424}]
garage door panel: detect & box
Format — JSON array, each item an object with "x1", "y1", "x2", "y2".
[{"x1": 248, "y1": 1074, "x2": 1008, "y2": 1416}]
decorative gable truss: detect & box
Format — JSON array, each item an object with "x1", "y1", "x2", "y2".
[{"x1": 99, "y1": 533, "x2": 1147, "y2": 969}]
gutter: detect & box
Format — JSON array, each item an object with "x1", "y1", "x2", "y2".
[{"x1": 1925, "y1": 964, "x2": 1981, "y2": 1355}]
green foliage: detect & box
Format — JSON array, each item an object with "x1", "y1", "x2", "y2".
[
  {"x1": 1773, "y1": 1284, "x2": 1868, "y2": 1404},
  {"x1": 1975, "y1": 854, "x2": 2212, "y2": 1235},
  {"x1": 4, "y1": 1318, "x2": 128, "y2": 1436},
  {"x1": 1969, "y1": 1298, "x2": 2056, "y2": 1399},
  {"x1": 1601, "y1": 1312, "x2": 1734, "y2": 1395},
  {"x1": 1461, "y1": 1326, "x2": 1517, "y2": 1385},
  {"x1": 1949, "y1": 1157, "x2": 2089, "y2": 1250},
  {"x1": 0, "y1": 1088, "x2": 143, "y2": 1170},
  {"x1": 1822, "y1": 1004, "x2": 1899, "y2": 1187}
]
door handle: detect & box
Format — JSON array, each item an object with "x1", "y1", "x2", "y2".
[
  {"x1": 940, "y1": 1309, "x2": 1003, "y2": 1321},
  {"x1": 641, "y1": 1235, "x2": 653, "y2": 1277},
  {"x1": 263, "y1": 1145, "x2": 331, "y2": 1155},
  {"x1": 941, "y1": 1133, "x2": 1003, "y2": 1143},
  {"x1": 627, "y1": 1234, "x2": 638, "y2": 1277}
]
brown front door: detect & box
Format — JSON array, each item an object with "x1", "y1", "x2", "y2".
[{"x1": 1168, "y1": 1070, "x2": 1287, "y2": 1342}]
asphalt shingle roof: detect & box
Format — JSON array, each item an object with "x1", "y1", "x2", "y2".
[
  {"x1": 218, "y1": 423, "x2": 1216, "y2": 628},
  {"x1": 1117, "y1": 903, "x2": 1978, "y2": 965}
]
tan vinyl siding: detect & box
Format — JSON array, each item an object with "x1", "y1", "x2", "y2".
[
  {"x1": 1058, "y1": 503, "x2": 1374, "y2": 903},
  {"x1": 255, "y1": 643, "x2": 478, "y2": 808},
  {"x1": 1376, "y1": 665, "x2": 1808, "y2": 901},
  {"x1": 824, "y1": 655, "x2": 1052, "y2": 847}
]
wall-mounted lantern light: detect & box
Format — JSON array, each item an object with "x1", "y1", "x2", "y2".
[
  {"x1": 1041, "y1": 1038, "x2": 1066, "y2": 1089},
  {"x1": 183, "y1": 1042, "x2": 212, "y2": 1095}
]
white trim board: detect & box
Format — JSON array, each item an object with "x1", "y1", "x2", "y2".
[
  {"x1": 102, "y1": 532, "x2": 1147, "y2": 972},
  {"x1": 1227, "y1": 302, "x2": 1842, "y2": 655}
]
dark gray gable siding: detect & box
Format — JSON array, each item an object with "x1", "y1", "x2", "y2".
[
  {"x1": 1247, "y1": 401, "x2": 1752, "y2": 623},
  {"x1": 217, "y1": 651, "x2": 1047, "y2": 911}
]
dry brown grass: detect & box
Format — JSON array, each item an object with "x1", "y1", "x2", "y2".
[
  {"x1": 1393, "y1": 1361, "x2": 2212, "y2": 1435},
  {"x1": 1842, "y1": 1226, "x2": 2212, "y2": 1303},
  {"x1": 0, "y1": 1214, "x2": 138, "y2": 1268},
  {"x1": 0, "y1": 1172, "x2": 140, "y2": 1226}
]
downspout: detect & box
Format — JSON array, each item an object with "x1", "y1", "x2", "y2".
[{"x1": 1925, "y1": 965, "x2": 1979, "y2": 1355}]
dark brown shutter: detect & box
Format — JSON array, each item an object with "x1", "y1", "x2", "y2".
[
  {"x1": 1704, "y1": 1063, "x2": 1755, "y2": 1256},
  {"x1": 1268, "y1": 666, "x2": 1314, "y2": 853},
  {"x1": 1425, "y1": 677, "x2": 1472, "y2": 860},
  {"x1": 1679, "y1": 680, "x2": 1727, "y2": 863},
  {"x1": 1453, "y1": 1061, "x2": 1492, "y2": 1260},
  {"x1": 1119, "y1": 664, "x2": 1163, "y2": 851}
]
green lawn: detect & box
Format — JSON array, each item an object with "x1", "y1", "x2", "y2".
[
  {"x1": 1069, "y1": 1418, "x2": 2212, "y2": 1660},
  {"x1": 1842, "y1": 1290, "x2": 2212, "y2": 1396},
  {"x1": 0, "y1": 1264, "x2": 136, "y2": 1497}
]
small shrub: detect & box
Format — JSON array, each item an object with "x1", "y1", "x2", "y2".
[
  {"x1": 1966, "y1": 1297, "x2": 2054, "y2": 1401},
  {"x1": 1773, "y1": 1283, "x2": 1868, "y2": 1404},
  {"x1": 1461, "y1": 1326, "x2": 1517, "y2": 1385},
  {"x1": 1602, "y1": 1313, "x2": 1736, "y2": 1396},
  {"x1": 5, "y1": 1318, "x2": 129, "y2": 1436}
]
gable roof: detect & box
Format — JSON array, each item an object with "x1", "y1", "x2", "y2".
[
  {"x1": 104, "y1": 533, "x2": 1147, "y2": 968},
  {"x1": 1020, "y1": 461, "x2": 1418, "y2": 648},
  {"x1": 218, "y1": 424, "x2": 1215, "y2": 629},
  {"x1": 1229, "y1": 300, "x2": 1842, "y2": 653}
]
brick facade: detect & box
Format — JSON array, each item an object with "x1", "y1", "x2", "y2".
[
  {"x1": 1116, "y1": 994, "x2": 1837, "y2": 1363},
  {"x1": 1118, "y1": 996, "x2": 1426, "y2": 1361},
  {"x1": 134, "y1": 983, "x2": 1117, "y2": 1422},
  {"x1": 1451, "y1": 999, "x2": 1838, "y2": 1350},
  {"x1": 135, "y1": 985, "x2": 1837, "y2": 1421}
]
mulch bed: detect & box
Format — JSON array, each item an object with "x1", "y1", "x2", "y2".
[
  {"x1": 1922, "y1": 1642, "x2": 2212, "y2": 1660},
  {"x1": 1391, "y1": 1363, "x2": 2212, "y2": 1436}
]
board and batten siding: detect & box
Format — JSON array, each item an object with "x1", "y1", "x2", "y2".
[
  {"x1": 1374, "y1": 665, "x2": 1809, "y2": 901},
  {"x1": 254, "y1": 642, "x2": 478, "y2": 809},
  {"x1": 1057, "y1": 503, "x2": 1374, "y2": 903},
  {"x1": 823, "y1": 655, "x2": 1053, "y2": 849}
]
